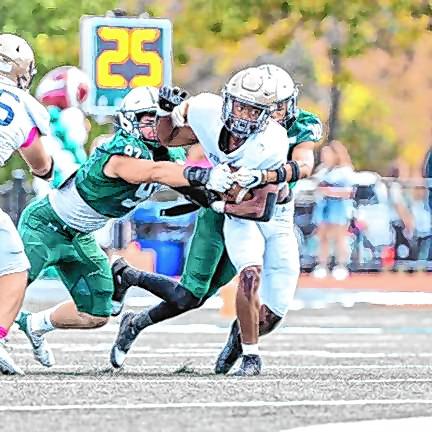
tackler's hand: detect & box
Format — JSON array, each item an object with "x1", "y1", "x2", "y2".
[
  {"x1": 158, "y1": 85, "x2": 189, "y2": 113},
  {"x1": 206, "y1": 163, "x2": 234, "y2": 193}
]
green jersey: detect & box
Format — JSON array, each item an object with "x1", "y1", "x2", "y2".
[
  {"x1": 49, "y1": 131, "x2": 186, "y2": 232},
  {"x1": 286, "y1": 109, "x2": 322, "y2": 188},
  {"x1": 287, "y1": 109, "x2": 322, "y2": 157}
]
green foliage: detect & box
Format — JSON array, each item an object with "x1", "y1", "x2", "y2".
[
  {"x1": 0, "y1": 0, "x2": 117, "y2": 80},
  {"x1": 0, "y1": 0, "x2": 117, "y2": 181},
  {"x1": 173, "y1": 0, "x2": 431, "y2": 168}
]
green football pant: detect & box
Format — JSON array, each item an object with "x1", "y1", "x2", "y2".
[
  {"x1": 180, "y1": 208, "x2": 236, "y2": 299},
  {"x1": 18, "y1": 197, "x2": 113, "y2": 317}
]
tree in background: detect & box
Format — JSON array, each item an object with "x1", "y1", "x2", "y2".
[
  {"x1": 0, "y1": 0, "x2": 116, "y2": 183},
  {"x1": 169, "y1": 0, "x2": 431, "y2": 171}
]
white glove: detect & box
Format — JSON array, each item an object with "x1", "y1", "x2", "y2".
[
  {"x1": 171, "y1": 101, "x2": 189, "y2": 127},
  {"x1": 206, "y1": 163, "x2": 234, "y2": 192},
  {"x1": 233, "y1": 167, "x2": 264, "y2": 188},
  {"x1": 210, "y1": 201, "x2": 226, "y2": 213}
]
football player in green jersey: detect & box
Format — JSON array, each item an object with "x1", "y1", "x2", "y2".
[
  {"x1": 110, "y1": 65, "x2": 322, "y2": 376},
  {"x1": 14, "y1": 86, "x2": 237, "y2": 369}
]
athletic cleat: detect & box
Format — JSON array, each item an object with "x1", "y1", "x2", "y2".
[
  {"x1": 110, "y1": 311, "x2": 138, "y2": 368},
  {"x1": 215, "y1": 319, "x2": 242, "y2": 374},
  {"x1": 18, "y1": 312, "x2": 55, "y2": 367},
  {"x1": 111, "y1": 255, "x2": 130, "y2": 316},
  {"x1": 232, "y1": 354, "x2": 262, "y2": 377},
  {"x1": 0, "y1": 340, "x2": 24, "y2": 375}
]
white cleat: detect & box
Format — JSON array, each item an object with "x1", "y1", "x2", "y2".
[
  {"x1": 312, "y1": 264, "x2": 328, "y2": 279},
  {"x1": 110, "y1": 346, "x2": 127, "y2": 369},
  {"x1": 332, "y1": 265, "x2": 349, "y2": 281},
  {"x1": 21, "y1": 313, "x2": 55, "y2": 367},
  {"x1": 0, "y1": 341, "x2": 24, "y2": 375}
]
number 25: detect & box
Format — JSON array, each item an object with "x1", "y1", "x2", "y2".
[{"x1": 96, "y1": 27, "x2": 163, "y2": 89}]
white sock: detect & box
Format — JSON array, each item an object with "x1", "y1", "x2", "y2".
[
  {"x1": 30, "y1": 309, "x2": 56, "y2": 335},
  {"x1": 242, "y1": 343, "x2": 259, "y2": 356}
]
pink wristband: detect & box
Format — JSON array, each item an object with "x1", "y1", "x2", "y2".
[{"x1": 21, "y1": 127, "x2": 39, "y2": 149}]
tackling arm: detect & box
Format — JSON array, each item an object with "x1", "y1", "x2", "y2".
[
  {"x1": 104, "y1": 156, "x2": 233, "y2": 192},
  {"x1": 264, "y1": 141, "x2": 315, "y2": 184},
  {"x1": 19, "y1": 135, "x2": 54, "y2": 180}
]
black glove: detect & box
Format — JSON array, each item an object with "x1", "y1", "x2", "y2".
[{"x1": 158, "y1": 86, "x2": 189, "y2": 113}]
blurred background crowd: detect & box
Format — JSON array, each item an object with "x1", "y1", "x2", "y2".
[{"x1": 1, "y1": 0, "x2": 432, "y2": 281}]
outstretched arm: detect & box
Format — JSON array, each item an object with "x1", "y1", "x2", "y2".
[
  {"x1": 232, "y1": 141, "x2": 316, "y2": 189},
  {"x1": 104, "y1": 156, "x2": 233, "y2": 192}
]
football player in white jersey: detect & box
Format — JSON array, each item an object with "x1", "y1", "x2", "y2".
[
  {"x1": 0, "y1": 34, "x2": 54, "y2": 375},
  {"x1": 110, "y1": 67, "x2": 292, "y2": 375},
  {"x1": 214, "y1": 64, "x2": 321, "y2": 375}
]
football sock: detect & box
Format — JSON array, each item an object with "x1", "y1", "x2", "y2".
[
  {"x1": 123, "y1": 268, "x2": 182, "y2": 303},
  {"x1": 30, "y1": 308, "x2": 56, "y2": 335},
  {"x1": 242, "y1": 343, "x2": 259, "y2": 356},
  {"x1": 132, "y1": 310, "x2": 154, "y2": 332},
  {"x1": 148, "y1": 301, "x2": 189, "y2": 323}
]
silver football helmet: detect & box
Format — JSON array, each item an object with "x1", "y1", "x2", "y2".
[
  {"x1": 221, "y1": 66, "x2": 278, "y2": 139},
  {"x1": 258, "y1": 64, "x2": 298, "y2": 129},
  {"x1": 0, "y1": 34, "x2": 37, "y2": 90},
  {"x1": 115, "y1": 86, "x2": 159, "y2": 145}
]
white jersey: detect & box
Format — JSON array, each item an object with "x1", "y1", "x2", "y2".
[
  {"x1": 187, "y1": 93, "x2": 289, "y2": 171},
  {"x1": 0, "y1": 77, "x2": 50, "y2": 166}
]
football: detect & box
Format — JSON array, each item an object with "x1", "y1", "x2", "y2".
[{"x1": 222, "y1": 166, "x2": 254, "y2": 204}]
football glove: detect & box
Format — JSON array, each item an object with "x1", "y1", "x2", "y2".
[{"x1": 158, "y1": 86, "x2": 189, "y2": 113}]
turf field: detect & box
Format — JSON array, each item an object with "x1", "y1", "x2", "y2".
[{"x1": 2, "y1": 288, "x2": 432, "y2": 431}]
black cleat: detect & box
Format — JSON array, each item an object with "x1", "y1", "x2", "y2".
[
  {"x1": 111, "y1": 255, "x2": 130, "y2": 316},
  {"x1": 110, "y1": 311, "x2": 139, "y2": 368},
  {"x1": 232, "y1": 354, "x2": 262, "y2": 377},
  {"x1": 215, "y1": 320, "x2": 242, "y2": 374}
]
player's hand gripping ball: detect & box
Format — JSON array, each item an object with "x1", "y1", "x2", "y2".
[{"x1": 221, "y1": 166, "x2": 254, "y2": 204}]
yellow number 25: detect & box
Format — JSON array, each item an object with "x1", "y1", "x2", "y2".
[{"x1": 96, "y1": 26, "x2": 163, "y2": 89}]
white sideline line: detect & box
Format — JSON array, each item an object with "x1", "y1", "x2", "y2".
[
  {"x1": 20, "y1": 364, "x2": 432, "y2": 371},
  {"x1": 2, "y1": 399, "x2": 432, "y2": 412},
  {"x1": 2, "y1": 378, "x2": 432, "y2": 385},
  {"x1": 10, "y1": 344, "x2": 432, "y2": 359},
  {"x1": 11, "y1": 324, "x2": 388, "y2": 335}
]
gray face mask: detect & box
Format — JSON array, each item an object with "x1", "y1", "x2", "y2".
[{"x1": 221, "y1": 92, "x2": 271, "y2": 140}]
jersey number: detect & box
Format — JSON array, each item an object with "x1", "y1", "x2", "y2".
[
  {"x1": 121, "y1": 183, "x2": 157, "y2": 209},
  {"x1": 0, "y1": 89, "x2": 18, "y2": 127},
  {"x1": 124, "y1": 144, "x2": 142, "y2": 158}
]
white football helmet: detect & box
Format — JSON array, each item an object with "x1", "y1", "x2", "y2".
[
  {"x1": 36, "y1": 66, "x2": 90, "y2": 109},
  {"x1": 221, "y1": 66, "x2": 278, "y2": 139},
  {"x1": 0, "y1": 34, "x2": 36, "y2": 89},
  {"x1": 115, "y1": 86, "x2": 159, "y2": 145},
  {"x1": 258, "y1": 64, "x2": 298, "y2": 129}
]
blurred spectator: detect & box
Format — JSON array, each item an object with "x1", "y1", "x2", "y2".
[
  {"x1": 422, "y1": 146, "x2": 432, "y2": 212},
  {"x1": 312, "y1": 141, "x2": 355, "y2": 280},
  {"x1": 407, "y1": 183, "x2": 432, "y2": 264},
  {"x1": 387, "y1": 164, "x2": 415, "y2": 265}
]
